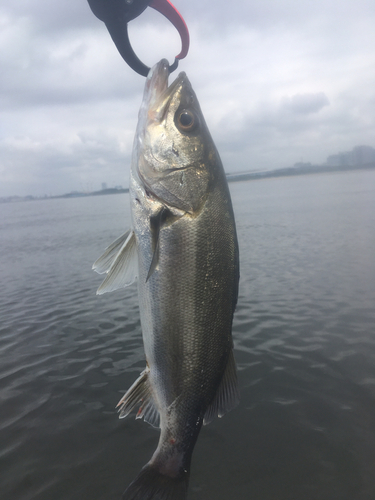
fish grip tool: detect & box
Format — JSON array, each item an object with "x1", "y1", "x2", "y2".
[{"x1": 87, "y1": 0, "x2": 190, "y2": 76}]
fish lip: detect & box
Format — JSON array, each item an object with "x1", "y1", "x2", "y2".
[
  {"x1": 146, "y1": 59, "x2": 170, "y2": 98},
  {"x1": 151, "y1": 70, "x2": 187, "y2": 123}
]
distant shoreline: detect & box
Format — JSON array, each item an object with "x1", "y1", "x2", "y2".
[
  {"x1": 0, "y1": 187, "x2": 129, "y2": 204},
  {"x1": 226, "y1": 161, "x2": 375, "y2": 183},
  {"x1": 56, "y1": 187, "x2": 129, "y2": 199},
  {"x1": 2, "y1": 162, "x2": 375, "y2": 203}
]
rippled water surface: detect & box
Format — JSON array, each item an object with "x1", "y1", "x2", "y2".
[{"x1": 1, "y1": 170, "x2": 375, "y2": 500}]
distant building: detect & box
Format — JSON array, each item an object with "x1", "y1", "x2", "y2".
[
  {"x1": 326, "y1": 145, "x2": 375, "y2": 166},
  {"x1": 293, "y1": 162, "x2": 312, "y2": 169},
  {"x1": 101, "y1": 182, "x2": 107, "y2": 191},
  {"x1": 352, "y1": 145, "x2": 375, "y2": 165}
]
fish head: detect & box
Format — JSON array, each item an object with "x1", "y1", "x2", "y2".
[{"x1": 135, "y1": 60, "x2": 219, "y2": 214}]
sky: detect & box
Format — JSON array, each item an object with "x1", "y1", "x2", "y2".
[{"x1": 1, "y1": 0, "x2": 375, "y2": 197}]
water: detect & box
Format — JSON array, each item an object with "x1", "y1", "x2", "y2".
[{"x1": 1, "y1": 170, "x2": 375, "y2": 500}]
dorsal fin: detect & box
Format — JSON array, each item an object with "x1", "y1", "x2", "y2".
[{"x1": 203, "y1": 349, "x2": 239, "y2": 425}]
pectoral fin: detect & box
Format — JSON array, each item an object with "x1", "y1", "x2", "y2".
[
  {"x1": 203, "y1": 350, "x2": 240, "y2": 425},
  {"x1": 95, "y1": 231, "x2": 138, "y2": 295},
  {"x1": 146, "y1": 208, "x2": 167, "y2": 282},
  {"x1": 146, "y1": 229, "x2": 161, "y2": 282},
  {"x1": 92, "y1": 230, "x2": 131, "y2": 274}
]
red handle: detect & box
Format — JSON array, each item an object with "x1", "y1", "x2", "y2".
[{"x1": 149, "y1": 0, "x2": 190, "y2": 60}]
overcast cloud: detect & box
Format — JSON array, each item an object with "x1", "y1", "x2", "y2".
[{"x1": 1, "y1": 0, "x2": 374, "y2": 197}]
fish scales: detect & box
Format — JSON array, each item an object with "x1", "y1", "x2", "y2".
[
  {"x1": 93, "y1": 59, "x2": 239, "y2": 500},
  {"x1": 135, "y1": 179, "x2": 237, "y2": 424}
]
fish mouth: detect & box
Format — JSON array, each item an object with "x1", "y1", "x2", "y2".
[
  {"x1": 146, "y1": 60, "x2": 187, "y2": 124},
  {"x1": 136, "y1": 59, "x2": 184, "y2": 144},
  {"x1": 144, "y1": 59, "x2": 170, "y2": 107}
]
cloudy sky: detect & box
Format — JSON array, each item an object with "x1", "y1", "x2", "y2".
[{"x1": 1, "y1": 0, "x2": 374, "y2": 197}]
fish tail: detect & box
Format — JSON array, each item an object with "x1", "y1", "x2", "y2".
[{"x1": 122, "y1": 463, "x2": 189, "y2": 500}]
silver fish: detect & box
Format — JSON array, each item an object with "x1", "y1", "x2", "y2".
[{"x1": 93, "y1": 59, "x2": 239, "y2": 500}]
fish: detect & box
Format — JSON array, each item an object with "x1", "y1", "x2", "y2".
[{"x1": 93, "y1": 59, "x2": 239, "y2": 500}]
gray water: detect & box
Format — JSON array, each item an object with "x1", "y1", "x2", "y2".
[{"x1": 1, "y1": 170, "x2": 375, "y2": 500}]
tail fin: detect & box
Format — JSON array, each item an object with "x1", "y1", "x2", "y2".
[{"x1": 122, "y1": 463, "x2": 189, "y2": 500}]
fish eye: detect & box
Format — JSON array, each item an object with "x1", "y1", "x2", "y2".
[{"x1": 176, "y1": 109, "x2": 198, "y2": 132}]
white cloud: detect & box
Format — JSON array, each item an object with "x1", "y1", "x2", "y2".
[
  {"x1": 0, "y1": 0, "x2": 375, "y2": 196},
  {"x1": 280, "y1": 93, "x2": 330, "y2": 115}
]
